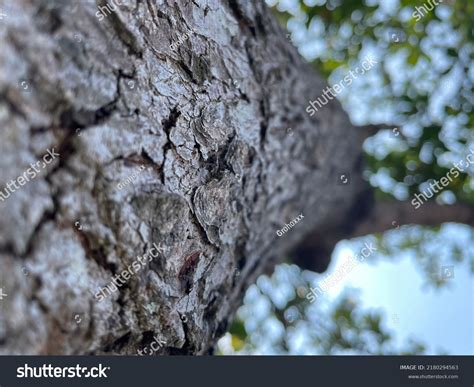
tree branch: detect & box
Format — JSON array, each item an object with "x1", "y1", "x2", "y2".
[
  {"x1": 351, "y1": 199, "x2": 474, "y2": 237},
  {"x1": 355, "y1": 123, "x2": 406, "y2": 142},
  {"x1": 292, "y1": 197, "x2": 474, "y2": 273}
]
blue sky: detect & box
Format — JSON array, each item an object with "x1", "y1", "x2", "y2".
[
  {"x1": 277, "y1": 0, "x2": 474, "y2": 354},
  {"x1": 215, "y1": 0, "x2": 474, "y2": 356},
  {"x1": 218, "y1": 234, "x2": 474, "y2": 355},
  {"x1": 327, "y1": 240, "x2": 473, "y2": 354}
]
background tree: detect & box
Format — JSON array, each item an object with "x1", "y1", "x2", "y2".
[{"x1": 220, "y1": 0, "x2": 473, "y2": 355}]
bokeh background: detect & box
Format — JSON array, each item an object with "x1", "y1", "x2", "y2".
[{"x1": 218, "y1": 0, "x2": 474, "y2": 355}]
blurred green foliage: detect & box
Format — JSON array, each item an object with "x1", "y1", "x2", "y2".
[
  {"x1": 373, "y1": 223, "x2": 474, "y2": 288},
  {"x1": 219, "y1": 264, "x2": 428, "y2": 355},
  {"x1": 275, "y1": 0, "x2": 474, "y2": 204},
  {"x1": 221, "y1": 0, "x2": 473, "y2": 356}
]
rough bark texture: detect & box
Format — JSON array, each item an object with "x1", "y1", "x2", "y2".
[{"x1": 0, "y1": 0, "x2": 368, "y2": 355}]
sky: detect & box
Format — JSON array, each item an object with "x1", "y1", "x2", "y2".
[
  {"x1": 327, "y1": 238, "x2": 473, "y2": 355},
  {"x1": 216, "y1": 0, "x2": 474, "y2": 356},
  {"x1": 282, "y1": 0, "x2": 473, "y2": 354},
  {"x1": 218, "y1": 231, "x2": 474, "y2": 355}
]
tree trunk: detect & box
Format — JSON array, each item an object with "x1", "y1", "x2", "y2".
[{"x1": 0, "y1": 0, "x2": 371, "y2": 355}]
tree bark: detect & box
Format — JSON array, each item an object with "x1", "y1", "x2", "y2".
[{"x1": 0, "y1": 0, "x2": 378, "y2": 355}]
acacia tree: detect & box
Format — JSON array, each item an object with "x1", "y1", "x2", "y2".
[{"x1": 0, "y1": 0, "x2": 471, "y2": 355}]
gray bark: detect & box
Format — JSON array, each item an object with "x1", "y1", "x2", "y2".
[{"x1": 0, "y1": 0, "x2": 367, "y2": 354}]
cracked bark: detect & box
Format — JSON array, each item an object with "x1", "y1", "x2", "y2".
[{"x1": 0, "y1": 0, "x2": 370, "y2": 355}]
